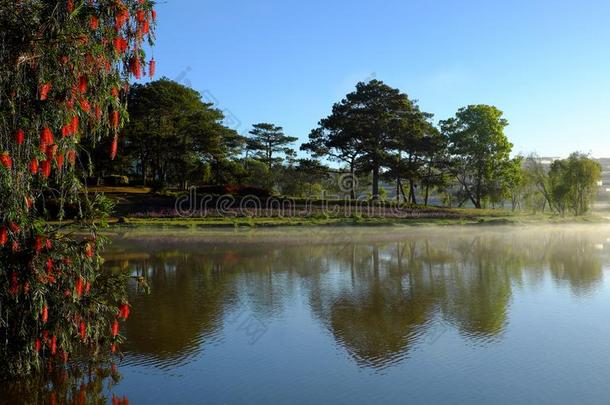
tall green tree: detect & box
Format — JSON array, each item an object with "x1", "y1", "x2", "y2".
[
  {"x1": 122, "y1": 79, "x2": 241, "y2": 188},
  {"x1": 308, "y1": 80, "x2": 417, "y2": 199},
  {"x1": 548, "y1": 153, "x2": 601, "y2": 216},
  {"x1": 246, "y1": 123, "x2": 297, "y2": 169},
  {"x1": 440, "y1": 105, "x2": 513, "y2": 208}
]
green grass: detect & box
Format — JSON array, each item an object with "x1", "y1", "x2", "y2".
[{"x1": 104, "y1": 210, "x2": 610, "y2": 229}]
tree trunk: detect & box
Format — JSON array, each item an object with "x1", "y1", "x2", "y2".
[
  {"x1": 396, "y1": 178, "x2": 401, "y2": 203},
  {"x1": 399, "y1": 180, "x2": 408, "y2": 203},
  {"x1": 409, "y1": 179, "x2": 418, "y2": 205},
  {"x1": 424, "y1": 185, "x2": 430, "y2": 206},
  {"x1": 350, "y1": 162, "x2": 356, "y2": 200},
  {"x1": 141, "y1": 158, "x2": 147, "y2": 186},
  {"x1": 372, "y1": 166, "x2": 380, "y2": 200}
]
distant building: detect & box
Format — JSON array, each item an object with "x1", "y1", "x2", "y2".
[
  {"x1": 527, "y1": 156, "x2": 561, "y2": 167},
  {"x1": 597, "y1": 158, "x2": 610, "y2": 192}
]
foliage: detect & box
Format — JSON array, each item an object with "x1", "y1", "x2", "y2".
[
  {"x1": 121, "y1": 79, "x2": 241, "y2": 188},
  {"x1": 548, "y1": 153, "x2": 601, "y2": 216},
  {"x1": 522, "y1": 154, "x2": 602, "y2": 215},
  {"x1": 246, "y1": 123, "x2": 297, "y2": 169},
  {"x1": 0, "y1": 0, "x2": 156, "y2": 377},
  {"x1": 440, "y1": 105, "x2": 514, "y2": 208}
]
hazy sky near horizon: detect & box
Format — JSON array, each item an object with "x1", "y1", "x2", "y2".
[{"x1": 148, "y1": 0, "x2": 610, "y2": 158}]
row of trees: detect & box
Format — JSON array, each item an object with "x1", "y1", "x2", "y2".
[
  {"x1": 92, "y1": 78, "x2": 602, "y2": 214},
  {"x1": 513, "y1": 154, "x2": 602, "y2": 216}
]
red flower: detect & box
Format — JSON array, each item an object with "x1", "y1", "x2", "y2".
[
  {"x1": 11, "y1": 241, "x2": 20, "y2": 253},
  {"x1": 1, "y1": 152, "x2": 12, "y2": 170},
  {"x1": 79, "y1": 99, "x2": 91, "y2": 112},
  {"x1": 136, "y1": 9, "x2": 146, "y2": 23},
  {"x1": 111, "y1": 111, "x2": 120, "y2": 129},
  {"x1": 46, "y1": 258, "x2": 54, "y2": 274},
  {"x1": 80, "y1": 321, "x2": 87, "y2": 340},
  {"x1": 118, "y1": 303, "x2": 130, "y2": 320},
  {"x1": 42, "y1": 305, "x2": 48, "y2": 323},
  {"x1": 149, "y1": 59, "x2": 156, "y2": 78},
  {"x1": 67, "y1": 0, "x2": 74, "y2": 13},
  {"x1": 41, "y1": 127, "x2": 54, "y2": 146},
  {"x1": 111, "y1": 320, "x2": 119, "y2": 337},
  {"x1": 35, "y1": 339, "x2": 42, "y2": 352},
  {"x1": 61, "y1": 124, "x2": 71, "y2": 137},
  {"x1": 111, "y1": 87, "x2": 120, "y2": 98},
  {"x1": 23, "y1": 281, "x2": 30, "y2": 294},
  {"x1": 129, "y1": 57, "x2": 142, "y2": 79},
  {"x1": 71, "y1": 115, "x2": 80, "y2": 134},
  {"x1": 15, "y1": 129, "x2": 25, "y2": 145},
  {"x1": 78, "y1": 75, "x2": 88, "y2": 93},
  {"x1": 113, "y1": 36, "x2": 128, "y2": 54},
  {"x1": 85, "y1": 242, "x2": 94, "y2": 258},
  {"x1": 39, "y1": 82, "x2": 52, "y2": 101},
  {"x1": 41, "y1": 160, "x2": 52, "y2": 178},
  {"x1": 62, "y1": 351, "x2": 69, "y2": 364},
  {"x1": 50, "y1": 335, "x2": 57, "y2": 355},
  {"x1": 9, "y1": 222, "x2": 20, "y2": 234},
  {"x1": 115, "y1": 8, "x2": 130, "y2": 31},
  {"x1": 29, "y1": 158, "x2": 39, "y2": 175},
  {"x1": 35, "y1": 236, "x2": 43, "y2": 252},
  {"x1": 25, "y1": 196, "x2": 33, "y2": 210},
  {"x1": 90, "y1": 16, "x2": 99, "y2": 30},
  {"x1": 110, "y1": 136, "x2": 118, "y2": 160},
  {"x1": 75, "y1": 277, "x2": 84, "y2": 297},
  {"x1": 152, "y1": 9, "x2": 157, "y2": 22},
  {"x1": 56, "y1": 154, "x2": 65, "y2": 170},
  {"x1": 142, "y1": 19, "x2": 150, "y2": 35},
  {"x1": 85, "y1": 281, "x2": 91, "y2": 294},
  {"x1": 0, "y1": 227, "x2": 6, "y2": 246}
]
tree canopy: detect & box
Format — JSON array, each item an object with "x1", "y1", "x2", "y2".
[{"x1": 440, "y1": 105, "x2": 514, "y2": 208}]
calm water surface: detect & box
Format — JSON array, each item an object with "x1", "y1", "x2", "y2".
[{"x1": 4, "y1": 225, "x2": 610, "y2": 404}]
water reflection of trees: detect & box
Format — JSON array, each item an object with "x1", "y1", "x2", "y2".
[
  {"x1": 104, "y1": 229, "x2": 607, "y2": 370},
  {"x1": 1, "y1": 363, "x2": 125, "y2": 405}
]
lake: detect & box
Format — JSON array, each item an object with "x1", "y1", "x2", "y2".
[{"x1": 3, "y1": 225, "x2": 610, "y2": 404}]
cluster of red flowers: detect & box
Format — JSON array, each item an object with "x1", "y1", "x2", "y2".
[{"x1": 0, "y1": 0, "x2": 156, "y2": 377}]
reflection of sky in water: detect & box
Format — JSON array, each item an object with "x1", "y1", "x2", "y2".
[
  {"x1": 6, "y1": 226, "x2": 610, "y2": 403},
  {"x1": 103, "y1": 226, "x2": 610, "y2": 403}
]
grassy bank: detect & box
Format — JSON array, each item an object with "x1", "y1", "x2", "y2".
[
  {"x1": 81, "y1": 187, "x2": 610, "y2": 229},
  {"x1": 104, "y1": 211, "x2": 610, "y2": 229}
]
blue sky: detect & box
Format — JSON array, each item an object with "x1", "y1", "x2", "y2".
[{"x1": 148, "y1": 0, "x2": 610, "y2": 157}]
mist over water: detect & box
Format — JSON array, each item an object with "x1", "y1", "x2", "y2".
[{"x1": 5, "y1": 225, "x2": 610, "y2": 403}]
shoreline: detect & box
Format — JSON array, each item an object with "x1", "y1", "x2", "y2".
[{"x1": 102, "y1": 212, "x2": 610, "y2": 229}]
